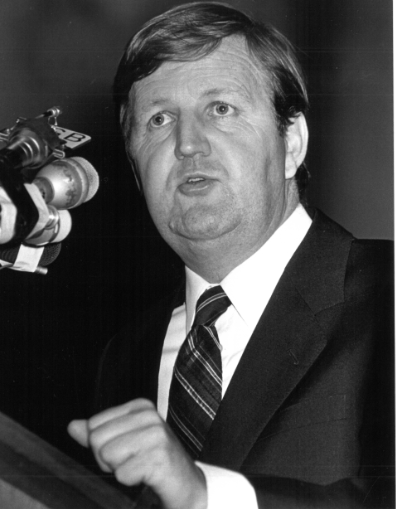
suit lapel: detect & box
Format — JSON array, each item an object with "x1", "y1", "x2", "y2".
[{"x1": 199, "y1": 210, "x2": 354, "y2": 468}]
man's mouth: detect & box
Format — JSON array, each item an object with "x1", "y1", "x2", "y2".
[
  {"x1": 179, "y1": 176, "x2": 215, "y2": 195},
  {"x1": 187, "y1": 177, "x2": 205, "y2": 183}
]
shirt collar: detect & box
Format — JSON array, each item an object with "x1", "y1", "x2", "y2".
[{"x1": 185, "y1": 204, "x2": 312, "y2": 332}]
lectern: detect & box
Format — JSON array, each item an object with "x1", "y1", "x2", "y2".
[{"x1": 0, "y1": 411, "x2": 160, "y2": 508}]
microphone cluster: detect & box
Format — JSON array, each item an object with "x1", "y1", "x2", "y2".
[{"x1": 0, "y1": 108, "x2": 99, "y2": 273}]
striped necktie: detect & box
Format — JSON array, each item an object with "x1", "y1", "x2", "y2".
[{"x1": 167, "y1": 285, "x2": 231, "y2": 459}]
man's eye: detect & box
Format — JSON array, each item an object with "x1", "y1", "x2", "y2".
[
  {"x1": 150, "y1": 113, "x2": 172, "y2": 127},
  {"x1": 213, "y1": 103, "x2": 234, "y2": 116}
]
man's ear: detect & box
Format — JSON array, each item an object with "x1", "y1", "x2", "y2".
[
  {"x1": 284, "y1": 114, "x2": 309, "y2": 179},
  {"x1": 126, "y1": 149, "x2": 143, "y2": 193},
  {"x1": 131, "y1": 164, "x2": 143, "y2": 193}
]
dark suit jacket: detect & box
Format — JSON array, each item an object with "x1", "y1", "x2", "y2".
[{"x1": 95, "y1": 210, "x2": 394, "y2": 508}]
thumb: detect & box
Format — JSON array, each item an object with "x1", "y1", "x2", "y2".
[{"x1": 67, "y1": 419, "x2": 90, "y2": 447}]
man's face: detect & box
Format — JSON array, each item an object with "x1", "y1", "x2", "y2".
[{"x1": 129, "y1": 36, "x2": 300, "y2": 269}]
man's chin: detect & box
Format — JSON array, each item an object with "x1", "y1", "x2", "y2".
[{"x1": 168, "y1": 216, "x2": 239, "y2": 243}]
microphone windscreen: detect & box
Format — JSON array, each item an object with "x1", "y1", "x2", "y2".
[
  {"x1": 71, "y1": 157, "x2": 100, "y2": 203},
  {"x1": 0, "y1": 242, "x2": 61, "y2": 266},
  {"x1": 0, "y1": 245, "x2": 19, "y2": 264},
  {"x1": 39, "y1": 242, "x2": 62, "y2": 266}
]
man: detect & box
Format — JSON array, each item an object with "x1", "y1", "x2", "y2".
[{"x1": 68, "y1": 3, "x2": 394, "y2": 508}]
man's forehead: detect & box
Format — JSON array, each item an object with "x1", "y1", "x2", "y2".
[{"x1": 131, "y1": 36, "x2": 269, "y2": 106}]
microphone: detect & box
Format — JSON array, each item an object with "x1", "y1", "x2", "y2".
[
  {"x1": 0, "y1": 108, "x2": 96, "y2": 273},
  {"x1": 0, "y1": 157, "x2": 99, "y2": 245},
  {"x1": 24, "y1": 157, "x2": 98, "y2": 245},
  {"x1": 25, "y1": 208, "x2": 72, "y2": 246},
  {"x1": 33, "y1": 157, "x2": 99, "y2": 209},
  {"x1": 0, "y1": 243, "x2": 62, "y2": 274}
]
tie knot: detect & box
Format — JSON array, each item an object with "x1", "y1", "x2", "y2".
[{"x1": 193, "y1": 285, "x2": 231, "y2": 327}]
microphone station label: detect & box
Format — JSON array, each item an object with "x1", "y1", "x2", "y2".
[{"x1": 54, "y1": 126, "x2": 91, "y2": 150}]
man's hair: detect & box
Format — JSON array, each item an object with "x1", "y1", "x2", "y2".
[{"x1": 113, "y1": 2, "x2": 310, "y2": 197}]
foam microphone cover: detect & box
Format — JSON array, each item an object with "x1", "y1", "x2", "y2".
[{"x1": 0, "y1": 242, "x2": 61, "y2": 266}]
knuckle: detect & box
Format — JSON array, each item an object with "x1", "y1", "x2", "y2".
[
  {"x1": 155, "y1": 423, "x2": 169, "y2": 442},
  {"x1": 100, "y1": 444, "x2": 114, "y2": 464},
  {"x1": 87, "y1": 416, "x2": 99, "y2": 432},
  {"x1": 88, "y1": 429, "x2": 102, "y2": 450},
  {"x1": 114, "y1": 466, "x2": 129, "y2": 485},
  {"x1": 134, "y1": 398, "x2": 156, "y2": 410}
]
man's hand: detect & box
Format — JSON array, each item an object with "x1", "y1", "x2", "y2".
[{"x1": 68, "y1": 399, "x2": 207, "y2": 509}]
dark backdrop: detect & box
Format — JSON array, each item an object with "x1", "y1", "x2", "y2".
[{"x1": 0, "y1": 0, "x2": 392, "y2": 462}]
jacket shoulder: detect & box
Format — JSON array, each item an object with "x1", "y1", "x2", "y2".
[
  {"x1": 346, "y1": 238, "x2": 394, "y2": 291},
  {"x1": 350, "y1": 238, "x2": 393, "y2": 266}
]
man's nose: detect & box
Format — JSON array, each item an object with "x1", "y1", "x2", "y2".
[{"x1": 174, "y1": 115, "x2": 211, "y2": 160}]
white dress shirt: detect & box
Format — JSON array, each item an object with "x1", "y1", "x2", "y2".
[{"x1": 158, "y1": 204, "x2": 312, "y2": 509}]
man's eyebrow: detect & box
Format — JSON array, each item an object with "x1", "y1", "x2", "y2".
[
  {"x1": 138, "y1": 98, "x2": 170, "y2": 112},
  {"x1": 201, "y1": 87, "x2": 253, "y2": 103}
]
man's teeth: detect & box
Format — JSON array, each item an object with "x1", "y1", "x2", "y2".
[{"x1": 188, "y1": 177, "x2": 205, "y2": 183}]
